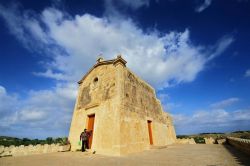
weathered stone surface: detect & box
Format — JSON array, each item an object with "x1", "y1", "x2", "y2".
[
  {"x1": 9, "y1": 146, "x2": 18, "y2": 156},
  {"x1": 0, "y1": 144, "x2": 70, "y2": 157},
  {"x1": 80, "y1": 86, "x2": 91, "y2": 107},
  {"x1": 0, "y1": 147, "x2": 11, "y2": 157},
  {"x1": 12, "y1": 145, "x2": 25, "y2": 156},
  {"x1": 55, "y1": 144, "x2": 61, "y2": 152},
  {"x1": 1, "y1": 151, "x2": 11, "y2": 157},
  {"x1": 0, "y1": 145, "x2": 4, "y2": 154},
  {"x1": 176, "y1": 138, "x2": 196, "y2": 144},
  {"x1": 27, "y1": 145, "x2": 35, "y2": 154},
  {"x1": 227, "y1": 137, "x2": 250, "y2": 155},
  {"x1": 68, "y1": 55, "x2": 176, "y2": 156},
  {"x1": 204, "y1": 137, "x2": 215, "y2": 144},
  {"x1": 217, "y1": 139, "x2": 226, "y2": 144},
  {"x1": 43, "y1": 144, "x2": 49, "y2": 153},
  {"x1": 58, "y1": 145, "x2": 71, "y2": 152},
  {"x1": 50, "y1": 144, "x2": 57, "y2": 153},
  {"x1": 34, "y1": 144, "x2": 43, "y2": 154}
]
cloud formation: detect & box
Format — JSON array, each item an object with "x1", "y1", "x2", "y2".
[
  {"x1": 245, "y1": 69, "x2": 250, "y2": 77},
  {"x1": 210, "y1": 97, "x2": 239, "y2": 109},
  {"x1": 195, "y1": 0, "x2": 212, "y2": 13},
  {"x1": 0, "y1": 84, "x2": 76, "y2": 138},
  {"x1": 0, "y1": 4, "x2": 234, "y2": 87},
  {"x1": 0, "y1": 86, "x2": 19, "y2": 129},
  {"x1": 172, "y1": 97, "x2": 250, "y2": 134},
  {"x1": 173, "y1": 108, "x2": 250, "y2": 134}
]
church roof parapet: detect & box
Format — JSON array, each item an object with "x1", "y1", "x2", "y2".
[{"x1": 78, "y1": 55, "x2": 127, "y2": 84}]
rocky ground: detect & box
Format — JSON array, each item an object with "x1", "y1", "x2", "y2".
[{"x1": 1, "y1": 144, "x2": 250, "y2": 166}]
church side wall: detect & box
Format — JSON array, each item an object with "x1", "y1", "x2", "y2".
[{"x1": 119, "y1": 69, "x2": 176, "y2": 154}]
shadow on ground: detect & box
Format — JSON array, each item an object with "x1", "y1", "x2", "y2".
[{"x1": 223, "y1": 144, "x2": 250, "y2": 166}]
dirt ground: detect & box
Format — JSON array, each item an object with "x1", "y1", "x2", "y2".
[{"x1": 1, "y1": 144, "x2": 250, "y2": 166}]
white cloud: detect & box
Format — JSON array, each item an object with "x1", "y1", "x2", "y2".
[
  {"x1": 173, "y1": 108, "x2": 250, "y2": 134},
  {"x1": 0, "y1": 84, "x2": 76, "y2": 138},
  {"x1": 0, "y1": 5, "x2": 234, "y2": 88},
  {"x1": 195, "y1": 0, "x2": 212, "y2": 13},
  {"x1": 207, "y1": 35, "x2": 235, "y2": 60},
  {"x1": 245, "y1": 69, "x2": 250, "y2": 77},
  {"x1": 210, "y1": 97, "x2": 239, "y2": 109},
  {"x1": 19, "y1": 110, "x2": 47, "y2": 121},
  {"x1": 24, "y1": 83, "x2": 77, "y2": 113},
  {"x1": 0, "y1": 86, "x2": 18, "y2": 117},
  {"x1": 0, "y1": 86, "x2": 19, "y2": 128},
  {"x1": 156, "y1": 93, "x2": 182, "y2": 112},
  {"x1": 33, "y1": 69, "x2": 66, "y2": 81},
  {"x1": 172, "y1": 97, "x2": 250, "y2": 134}
]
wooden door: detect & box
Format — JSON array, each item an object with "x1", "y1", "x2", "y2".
[
  {"x1": 87, "y1": 114, "x2": 95, "y2": 149},
  {"x1": 147, "y1": 120, "x2": 153, "y2": 145}
]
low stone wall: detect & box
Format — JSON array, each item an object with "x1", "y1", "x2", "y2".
[
  {"x1": 0, "y1": 144, "x2": 70, "y2": 157},
  {"x1": 216, "y1": 139, "x2": 226, "y2": 144},
  {"x1": 227, "y1": 137, "x2": 250, "y2": 155},
  {"x1": 204, "y1": 137, "x2": 215, "y2": 144},
  {"x1": 176, "y1": 138, "x2": 196, "y2": 144}
]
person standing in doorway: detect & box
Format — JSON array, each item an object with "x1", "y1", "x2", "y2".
[{"x1": 80, "y1": 129, "x2": 89, "y2": 152}]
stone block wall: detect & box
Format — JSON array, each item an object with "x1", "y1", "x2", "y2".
[
  {"x1": 176, "y1": 138, "x2": 196, "y2": 144},
  {"x1": 204, "y1": 137, "x2": 215, "y2": 144},
  {"x1": 0, "y1": 144, "x2": 70, "y2": 157},
  {"x1": 118, "y1": 68, "x2": 176, "y2": 154},
  {"x1": 216, "y1": 139, "x2": 226, "y2": 144},
  {"x1": 227, "y1": 137, "x2": 250, "y2": 155}
]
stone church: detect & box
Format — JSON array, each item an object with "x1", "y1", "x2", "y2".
[{"x1": 68, "y1": 55, "x2": 176, "y2": 155}]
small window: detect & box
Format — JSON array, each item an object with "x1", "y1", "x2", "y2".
[
  {"x1": 93, "y1": 77, "x2": 99, "y2": 87},
  {"x1": 94, "y1": 77, "x2": 98, "y2": 83},
  {"x1": 93, "y1": 77, "x2": 98, "y2": 83}
]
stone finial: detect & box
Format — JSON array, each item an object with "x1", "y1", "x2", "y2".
[
  {"x1": 96, "y1": 56, "x2": 104, "y2": 63},
  {"x1": 117, "y1": 54, "x2": 122, "y2": 59},
  {"x1": 113, "y1": 54, "x2": 127, "y2": 67}
]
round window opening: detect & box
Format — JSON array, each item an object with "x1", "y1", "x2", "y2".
[{"x1": 93, "y1": 77, "x2": 98, "y2": 83}]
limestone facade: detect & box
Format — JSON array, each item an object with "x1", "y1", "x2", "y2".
[{"x1": 68, "y1": 55, "x2": 176, "y2": 155}]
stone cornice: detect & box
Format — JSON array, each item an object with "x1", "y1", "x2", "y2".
[
  {"x1": 113, "y1": 55, "x2": 127, "y2": 67},
  {"x1": 78, "y1": 55, "x2": 127, "y2": 84}
]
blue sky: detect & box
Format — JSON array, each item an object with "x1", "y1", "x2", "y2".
[{"x1": 0, "y1": 0, "x2": 249, "y2": 139}]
